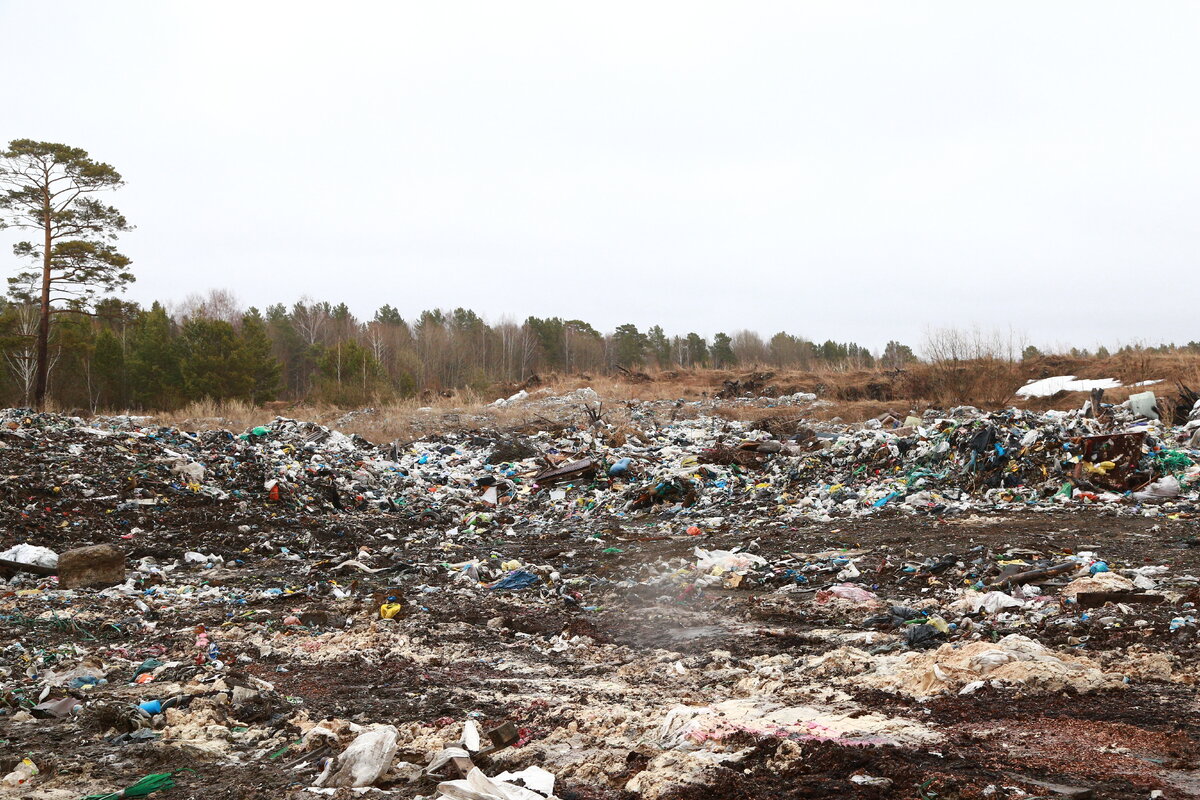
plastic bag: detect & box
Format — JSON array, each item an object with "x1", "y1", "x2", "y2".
[
  {"x1": 0, "y1": 543, "x2": 58, "y2": 568},
  {"x1": 314, "y1": 725, "x2": 399, "y2": 788},
  {"x1": 1133, "y1": 476, "x2": 1181, "y2": 503},
  {"x1": 814, "y1": 583, "x2": 879, "y2": 605},
  {"x1": 438, "y1": 766, "x2": 553, "y2": 800},
  {"x1": 694, "y1": 547, "x2": 766, "y2": 574}
]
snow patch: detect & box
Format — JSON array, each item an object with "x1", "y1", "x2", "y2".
[{"x1": 1015, "y1": 375, "x2": 1160, "y2": 398}]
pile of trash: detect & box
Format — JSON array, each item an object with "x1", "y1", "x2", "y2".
[
  {"x1": 3, "y1": 391, "x2": 1200, "y2": 798},
  {"x1": 5, "y1": 495, "x2": 1199, "y2": 797},
  {"x1": 0, "y1": 388, "x2": 1198, "y2": 533}
]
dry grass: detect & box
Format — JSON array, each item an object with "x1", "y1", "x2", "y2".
[
  {"x1": 120, "y1": 353, "x2": 1200, "y2": 441},
  {"x1": 148, "y1": 386, "x2": 620, "y2": 443}
]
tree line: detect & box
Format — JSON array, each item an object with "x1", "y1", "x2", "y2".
[
  {"x1": 0, "y1": 290, "x2": 899, "y2": 409},
  {"x1": 0, "y1": 138, "x2": 905, "y2": 410}
]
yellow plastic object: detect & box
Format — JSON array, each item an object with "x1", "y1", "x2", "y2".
[{"x1": 379, "y1": 603, "x2": 403, "y2": 619}]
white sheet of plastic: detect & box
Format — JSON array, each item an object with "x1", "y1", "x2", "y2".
[
  {"x1": 438, "y1": 767, "x2": 554, "y2": 800},
  {"x1": 0, "y1": 544, "x2": 58, "y2": 568},
  {"x1": 1016, "y1": 376, "x2": 1123, "y2": 398}
]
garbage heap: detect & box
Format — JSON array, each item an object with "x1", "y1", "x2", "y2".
[
  {"x1": 3, "y1": 393, "x2": 1200, "y2": 798},
  {"x1": 1, "y1": 396, "x2": 1197, "y2": 532}
]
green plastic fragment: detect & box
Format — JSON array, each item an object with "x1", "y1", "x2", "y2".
[
  {"x1": 268, "y1": 740, "x2": 300, "y2": 760},
  {"x1": 79, "y1": 768, "x2": 195, "y2": 800}
]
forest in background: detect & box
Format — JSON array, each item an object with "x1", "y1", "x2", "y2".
[
  {"x1": 1, "y1": 287, "x2": 1198, "y2": 412},
  {"x1": 0, "y1": 288, "x2": 892, "y2": 409}
]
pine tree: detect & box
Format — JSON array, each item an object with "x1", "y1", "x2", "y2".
[
  {"x1": 265, "y1": 303, "x2": 312, "y2": 396},
  {"x1": 374, "y1": 304, "x2": 404, "y2": 325},
  {"x1": 685, "y1": 333, "x2": 709, "y2": 368},
  {"x1": 128, "y1": 303, "x2": 184, "y2": 409},
  {"x1": 710, "y1": 332, "x2": 736, "y2": 368},
  {"x1": 0, "y1": 140, "x2": 134, "y2": 408},
  {"x1": 612, "y1": 324, "x2": 647, "y2": 367},
  {"x1": 646, "y1": 325, "x2": 671, "y2": 368},
  {"x1": 525, "y1": 317, "x2": 566, "y2": 370},
  {"x1": 93, "y1": 328, "x2": 125, "y2": 408},
  {"x1": 238, "y1": 308, "x2": 282, "y2": 403},
  {"x1": 179, "y1": 318, "x2": 249, "y2": 400}
]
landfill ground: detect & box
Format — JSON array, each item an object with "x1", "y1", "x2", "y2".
[{"x1": 3, "y1": 396, "x2": 1200, "y2": 799}]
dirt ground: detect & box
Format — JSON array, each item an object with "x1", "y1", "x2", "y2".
[{"x1": 5, "y1": 502, "x2": 1200, "y2": 799}]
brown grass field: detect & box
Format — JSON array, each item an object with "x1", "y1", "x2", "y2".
[{"x1": 137, "y1": 351, "x2": 1200, "y2": 444}]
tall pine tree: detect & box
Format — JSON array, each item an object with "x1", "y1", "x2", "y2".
[
  {"x1": 128, "y1": 303, "x2": 183, "y2": 409},
  {"x1": 238, "y1": 308, "x2": 281, "y2": 403}
]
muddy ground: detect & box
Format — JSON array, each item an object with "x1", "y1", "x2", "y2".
[{"x1": 4, "y1": 500, "x2": 1200, "y2": 800}]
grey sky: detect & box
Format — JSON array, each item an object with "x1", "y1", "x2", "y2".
[{"x1": 2, "y1": 2, "x2": 1198, "y2": 353}]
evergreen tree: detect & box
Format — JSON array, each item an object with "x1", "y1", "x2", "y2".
[
  {"x1": 0, "y1": 140, "x2": 134, "y2": 408},
  {"x1": 848, "y1": 343, "x2": 875, "y2": 368},
  {"x1": 128, "y1": 303, "x2": 184, "y2": 409},
  {"x1": 266, "y1": 303, "x2": 312, "y2": 396},
  {"x1": 611, "y1": 324, "x2": 647, "y2": 367},
  {"x1": 710, "y1": 332, "x2": 736, "y2": 367},
  {"x1": 526, "y1": 316, "x2": 566, "y2": 370},
  {"x1": 374, "y1": 304, "x2": 405, "y2": 325},
  {"x1": 238, "y1": 308, "x2": 282, "y2": 403},
  {"x1": 93, "y1": 328, "x2": 125, "y2": 408},
  {"x1": 819, "y1": 340, "x2": 843, "y2": 364},
  {"x1": 179, "y1": 317, "x2": 249, "y2": 400},
  {"x1": 685, "y1": 333, "x2": 708, "y2": 368},
  {"x1": 646, "y1": 325, "x2": 671, "y2": 368},
  {"x1": 51, "y1": 308, "x2": 97, "y2": 408},
  {"x1": 769, "y1": 332, "x2": 812, "y2": 368}
]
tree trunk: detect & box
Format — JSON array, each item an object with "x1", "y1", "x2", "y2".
[{"x1": 34, "y1": 193, "x2": 52, "y2": 410}]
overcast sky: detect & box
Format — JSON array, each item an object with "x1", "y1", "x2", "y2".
[{"x1": 1, "y1": 2, "x2": 1198, "y2": 353}]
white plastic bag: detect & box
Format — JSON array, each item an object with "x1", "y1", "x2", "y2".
[
  {"x1": 438, "y1": 766, "x2": 555, "y2": 800},
  {"x1": 694, "y1": 547, "x2": 766, "y2": 573},
  {"x1": 1133, "y1": 476, "x2": 1180, "y2": 503},
  {"x1": 0, "y1": 544, "x2": 58, "y2": 568},
  {"x1": 314, "y1": 725, "x2": 399, "y2": 788}
]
